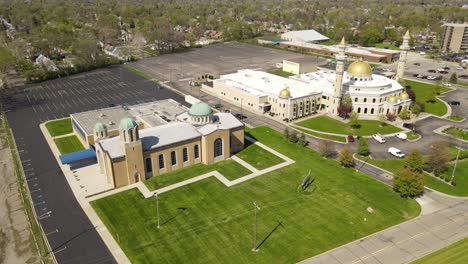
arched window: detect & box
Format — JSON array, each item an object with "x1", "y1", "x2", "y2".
[
  {"x1": 171, "y1": 151, "x2": 177, "y2": 165},
  {"x1": 183, "y1": 148, "x2": 188, "y2": 162},
  {"x1": 363, "y1": 98, "x2": 367, "y2": 103},
  {"x1": 158, "y1": 154, "x2": 164, "y2": 169},
  {"x1": 355, "y1": 98, "x2": 358, "y2": 102},
  {"x1": 145, "y1": 157, "x2": 152, "y2": 173},
  {"x1": 372, "y1": 98, "x2": 376, "y2": 103},
  {"x1": 129, "y1": 128, "x2": 134, "y2": 142},
  {"x1": 122, "y1": 130, "x2": 126, "y2": 142},
  {"x1": 364, "y1": 108, "x2": 368, "y2": 114},
  {"x1": 214, "y1": 138, "x2": 223, "y2": 157},
  {"x1": 371, "y1": 108, "x2": 375, "y2": 114},
  {"x1": 194, "y1": 145, "x2": 200, "y2": 159},
  {"x1": 357, "y1": 107, "x2": 361, "y2": 113}
]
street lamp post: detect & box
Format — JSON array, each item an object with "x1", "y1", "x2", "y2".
[
  {"x1": 153, "y1": 192, "x2": 160, "y2": 229},
  {"x1": 450, "y1": 147, "x2": 461, "y2": 184},
  {"x1": 252, "y1": 201, "x2": 260, "y2": 252}
]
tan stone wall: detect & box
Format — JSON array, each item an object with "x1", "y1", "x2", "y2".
[
  {"x1": 124, "y1": 141, "x2": 145, "y2": 184},
  {"x1": 112, "y1": 159, "x2": 128, "y2": 188},
  {"x1": 205, "y1": 81, "x2": 264, "y2": 114},
  {"x1": 230, "y1": 128, "x2": 245, "y2": 154},
  {"x1": 201, "y1": 129, "x2": 231, "y2": 164}
]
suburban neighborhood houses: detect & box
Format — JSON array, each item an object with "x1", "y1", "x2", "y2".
[{"x1": 1, "y1": 1, "x2": 468, "y2": 264}]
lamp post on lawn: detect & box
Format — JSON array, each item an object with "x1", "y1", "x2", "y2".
[
  {"x1": 252, "y1": 201, "x2": 260, "y2": 252},
  {"x1": 153, "y1": 192, "x2": 160, "y2": 228},
  {"x1": 450, "y1": 147, "x2": 461, "y2": 185}
]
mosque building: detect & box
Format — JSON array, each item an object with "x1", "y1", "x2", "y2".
[
  {"x1": 71, "y1": 99, "x2": 244, "y2": 188},
  {"x1": 202, "y1": 32, "x2": 412, "y2": 120}
]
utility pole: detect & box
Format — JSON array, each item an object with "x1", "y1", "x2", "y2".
[
  {"x1": 252, "y1": 201, "x2": 260, "y2": 252},
  {"x1": 450, "y1": 147, "x2": 461, "y2": 184},
  {"x1": 153, "y1": 192, "x2": 160, "y2": 228}
]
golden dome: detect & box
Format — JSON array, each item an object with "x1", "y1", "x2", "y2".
[
  {"x1": 387, "y1": 96, "x2": 398, "y2": 103},
  {"x1": 400, "y1": 92, "x2": 409, "y2": 100},
  {"x1": 347, "y1": 59, "x2": 372, "y2": 77},
  {"x1": 279, "y1": 88, "x2": 291, "y2": 98}
]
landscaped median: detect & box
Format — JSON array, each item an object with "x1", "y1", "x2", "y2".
[
  {"x1": 91, "y1": 126, "x2": 419, "y2": 264},
  {"x1": 45, "y1": 118, "x2": 73, "y2": 137},
  {"x1": 53, "y1": 135, "x2": 85, "y2": 155},
  {"x1": 442, "y1": 126, "x2": 468, "y2": 141},
  {"x1": 404, "y1": 80, "x2": 451, "y2": 117}
]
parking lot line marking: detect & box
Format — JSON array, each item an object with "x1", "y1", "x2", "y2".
[
  {"x1": 38, "y1": 93, "x2": 44, "y2": 100},
  {"x1": 77, "y1": 97, "x2": 85, "y2": 105},
  {"x1": 46, "y1": 104, "x2": 52, "y2": 112},
  {"x1": 32, "y1": 105, "x2": 38, "y2": 114},
  {"x1": 53, "y1": 246, "x2": 67, "y2": 254},
  {"x1": 52, "y1": 102, "x2": 59, "y2": 110},
  {"x1": 45, "y1": 92, "x2": 51, "y2": 99},
  {"x1": 46, "y1": 229, "x2": 59, "y2": 236}
]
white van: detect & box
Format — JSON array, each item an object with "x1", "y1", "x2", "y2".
[
  {"x1": 372, "y1": 134, "x2": 386, "y2": 143},
  {"x1": 388, "y1": 147, "x2": 405, "y2": 158}
]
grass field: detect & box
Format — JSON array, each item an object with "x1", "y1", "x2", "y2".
[
  {"x1": 443, "y1": 127, "x2": 468, "y2": 141},
  {"x1": 359, "y1": 153, "x2": 468, "y2": 197},
  {"x1": 45, "y1": 118, "x2": 73, "y2": 137},
  {"x1": 53, "y1": 135, "x2": 85, "y2": 154},
  {"x1": 236, "y1": 144, "x2": 284, "y2": 170},
  {"x1": 374, "y1": 43, "x2": 400, "y2": 50},
  {"x1": 406, "y1": 132, "x2": 420, "y2": 140},
  {"x1": 293, "y1": 126, "x2": 347, "y2": 142},
  {"x1": 92, "y1": 127, "x2": 420, "y2": 264},
  {"x1": 447, "y1": 115, "x2": 464, "y2": 121},
  {"x1": 405, "y1": 80, "x2": 450, "y2": 117},
  {"x1": 267, "y1": 68, "x2": 295, "y2": 77},
  {"x1": 411, "y1": 237, "x2": 468, "y2": 264},
  {"x1": 145, "y1": 159, "x2": 252, "y2": 191},
  {"x1": 296, "y1": 116, "x2": 402, "y2": 136}
]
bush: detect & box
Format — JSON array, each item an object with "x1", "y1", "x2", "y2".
[
  {"x1": 406, "y1": 88, "x2": 416, "y2": 101},
  {"x1": 283, "y1": 128, "x2": 290, "y2": 139},
  {"x1": 318, "y1": 140, "x2": 335, "y2": 158},
  {"x1": 393, "y1": 168, "x2": 424, "y2": 198},
  {"x1": 398, "y1": 108, "x2": 411, "y2": 120},
  {"x1": 338, "y1": 147, "x2": 354, "y2": 167},
  {"x1": 357, "y1": 137, "x2": 369, "y2": 156},
  {"x1": 410, "y1": 102, "x2": 424, "y2": 116},
  {"x1": 298, "y1": 133, "x2": 307, "y2": 147},
  {"x1": 386, "y1": 113, "x2": 397, "y2": 122},
  {"x1": 288, "y1": 131, "x2": 298, "y2": 143},
  {"x1": 450, "y1": 73, "x2": 457, "y2": 84}
]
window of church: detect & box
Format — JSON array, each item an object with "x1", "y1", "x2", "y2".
[
  {"x1": 371, "y1": 108, "x2": 374, "y2": 114},
  {"x1": 372, "y1": 98, "x2": 376, "y2": 103},
  {"x1": 183, "y1": 148, "x2": 188, "y2": 162},
  {"x1": 355, "y1": 98, "x2": 358, "y2": 102},
  {"x1": 122, "y1": 131, "x2": 126, "y2": 142},
  {"x1": 364, "y1": 108, "x2": 368, "y2": 114},
  {"x1": 357, "y1": 108, "x2": 361, "y2": 113},
  {"x1": 171, "y1": 151, "x2": 177, "y2": 165},
  {"x1": 129, "y1": 128, "x2": 134, "y2": 141},
  {"x1": 158, "y1": 154, "x2": 165, "y2": 169},
  {"x1": 145, "y1": 158, "x2": 152, "y2": 173},
  {"x1": 364, "y1": 98, "x2": 367, "y2": 103},
  {"x1": 194, "y1": 145, "x2": 200, "y2": 159},
  {"x1": 214, "y1": 138, "x2": 223, "y2": 158}
]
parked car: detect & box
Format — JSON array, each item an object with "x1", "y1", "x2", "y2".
[
  {"x1": 442, "y1": 82, "x2": 452, "y2": 87},
  {"x1": 456, "y1": 66, "x2": 466, "y2": 70},
  {"x1": 108, "y1": 103, "x2": 116, "y2": 107},
  {"x1": 440, "y1": 71, "x2": 449, "y2": 74},
  {"x1": 234, "y1": 113, "x2": 247, "y2": 120},
  {"x1": 428, "y1": 69, "x2": 436, "y2": 73},
  {"x1": 403, "y1": 123, "x2": 416, "y2": 131},
  {"x1": 448, "y1": 101, "x2": 461, "y2": 106},
  {"x1": 416, "y1": 74, "x2": 426, "y2": 78},
  {"x1": 347, "y1": 135, "x2": 355, "y2": 143},
  {"x1": 443, "y1": 66, "x2": 450, "y2": 70},
  {"x1": 222, "y1": 109, "x2": 231, "y2": 113},
  {"x1": 435, "y1": 76, "x2": 443, "y2": 80},
  {"x1": 413, "y1": 62, "x2": 421, "y2": 66},
  {"x1": 395, "y1": 133, "x2": 407, "y2": 140},
  {"x1": 427, "y1": 76, "x2": 437, "y2": 80},
  {"x1": 460, "y1": 75, "x2": 468, "y2": 79},
  {"x1": 388, "y1": 147, "x2": 405, "y2": 158},
  {"x1": 372, "y1": 134, "x2": 386, "y2": 143},
  {"x1": 213, "y1": 103, "x2": 222, "y2": 109}
]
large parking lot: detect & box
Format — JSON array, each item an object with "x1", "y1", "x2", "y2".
[{"x1": 1, "y1": 66, "x2": 185, "y2": 264}]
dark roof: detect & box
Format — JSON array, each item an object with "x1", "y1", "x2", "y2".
[{"x1": 60, "y1": 148, "x2": 96, "y2": 164}]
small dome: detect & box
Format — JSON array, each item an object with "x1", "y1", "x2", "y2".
[
  {"x1": 189, "y1": 102, "x2": 213, "y2": 116},
  {"x1": 279, "y1": 88, "x2": 291, "y2": 98},
  {"x1": 119, "y1": 117, "x2": 138, "y2": 130},
  {"x1": 400, "y1": 92, "x2": 409, "y2": 100},
  {"x1": 347, "y1": 59, "x2": 372, "y2": 77},
  {"x1": 94, "y1": 122, "x2": 107, "y2": 132},
  {"x1": 387, "y1": 96, "x2": 398, "y2": 103}
]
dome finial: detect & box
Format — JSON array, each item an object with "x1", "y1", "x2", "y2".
[{"x1": 340, "y1": 37, "x2": 346, "y2": 46}]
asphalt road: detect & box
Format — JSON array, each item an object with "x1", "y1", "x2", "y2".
[{"x1": 1, "y1": 66, "x2": 185, "y2": 264}]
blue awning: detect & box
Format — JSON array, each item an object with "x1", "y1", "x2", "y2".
[{"x1": 59, "y1": 148, "x2": 96, "y2": 165}]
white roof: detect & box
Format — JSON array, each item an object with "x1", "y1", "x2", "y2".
[
  {"x1": 283, "y1": 30, "x2": 329, "y2": 42},
  {"x1": 197, "y1": 113, "x2": 243, "y2": 135},
  {"x1": 216, "y1": 69, "x2": 323, "y2": 99},
  {"x1": 100, "y1": 122, "x2": 201, "y2": 159}
]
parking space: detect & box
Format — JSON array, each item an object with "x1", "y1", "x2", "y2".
[{"x1": 1, "y1": 65, "x2": 185, "y2": 264}]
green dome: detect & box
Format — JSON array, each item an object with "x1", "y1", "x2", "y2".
[
  {"x1": 119, "y1": 117, "x2": 138, "y2": 130},
  {"x1": 94, "y1": 122, "x2": 107, "y2": 132},
  {"x1": 189, "y1": 102, "x2": 213, "y2": 116}
]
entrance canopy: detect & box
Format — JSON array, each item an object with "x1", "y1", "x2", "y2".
[{"x1": 59, "y1": 148, "x2": 96, "y2": 165}]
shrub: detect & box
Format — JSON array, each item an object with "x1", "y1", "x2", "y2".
[
  {"x1": 386, "y1": 113, "x2": 397, "y2": 122},
  {"x1": 406, "y1": 88, "x2": 416, "y2": 101},
  {"x1": 398, "y1": 108, "x2": 411, "y2": 120},
  {"x1": 349, "y1": 111, "x2": 360, "y2": 129},
  {"x1": 288, "y1": 131, "x2": 298, "y2": 143},
  {"x1": 410, "y1": 102, "x2": 424, "y2": 116},
  {"x1": 283, "y1": 128, "x2": 290, "y2": 139},
  {"x1": 427, "y1": 141, "x2": 450, "y2": 176},
  {"x1": 357, "y1": 137, "x2": 369, "y2": 156},
  {"x1": 338, "y1": 147, "x2": 354, "y2": 167},
  {"x1": 450, "y1": 73, "x2": 457, "y2": 84},
  {"x1": 404, "y1": 150, "x2": 424, "y2": 173},
  {"x1": 298, "y1": 133, "x2": 307, "y2": 146},
  {"x1": 318, "y1": 140, "x2": 335, "y2": 158},
  {"x1": 392, "y1": 168, "x2": 424, "y2": 198}
]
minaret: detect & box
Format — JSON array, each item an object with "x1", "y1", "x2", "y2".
[
  {"x1": 332, "y1": 37, "x2": 347, "y2": 114},
  {"x1": 396, "y1": 30, "x2": 410, "y2": 82}
]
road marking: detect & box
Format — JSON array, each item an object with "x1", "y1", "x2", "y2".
[
  {"x1": 24, "y1": 168, "x2": 34, "y2": 172},
  {"x1": 34, "y1": 201, "x2": 45, "y2": 206},
  {"x1": 46, "y1": 229, "x2": 59, "y2": 236},
  {"x1": 53, "y1": 246, "x2": 67, "y2": 254},
  {"x1": 22, "y1": 159, "x2": 31, "y2": 163},
  {"x1": 38, "y1": 104, "x2": 45, "y2": 112},
  {"x1": 32, "y1": 105, "x2": 38, "y2": 114},
  {"x1": 46, "y1": 104, "x2": 52, "y2": 112}
]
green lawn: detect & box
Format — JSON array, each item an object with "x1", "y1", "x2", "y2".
[
  {"x1": 235, "y1": 143, "x2": 284, "y2": 170},
  {"x1": 267, "y1": 68, "x2": 295, "y2": 77},
  {"x1": 360, "y1": 154, "x2": 468, "y2": 197},
  {"x1": 145, "y1": 159, "x2": 252, "y2": 191},
  {"x1": 53, "y1": 135, "x2": 85, "y2": 154},
  {"x1": 443, "y1": 127, "x2": 468, "y2": 141},
  {"x1": 92, "y1": 127, "x2": 420, "y2": 264},
  {"x1": 405, "y1": 80, "x2": 450, "y2": 117},
  {"x1": 447, "y1": 115, "x2": 464, "y2": 121},
  {"x1": 45, "y1": 118, "x2": 72, "y2": 137},
  {"x1": 406, "y1": 132, "x2": 420, "y2": 140},
  {"x1": 296, "y1": 116, "x2": 402, "y2": 136},
  {"x1": 293, "y1": 126, "x2": 347, "y2": 143},
  {"x1": 374, "y1": 43, "x2": 400, "y2": 50},
  {"x1": 411, "y1": 237, "x2": 468, "y2": 264}
]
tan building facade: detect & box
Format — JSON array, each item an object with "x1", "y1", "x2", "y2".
[{"x1": 441, "y1": 23, "x2": 468, "y2": 53}]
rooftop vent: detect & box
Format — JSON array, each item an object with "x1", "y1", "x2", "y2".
[
  {"x1": 99, "y1": 113, "x2": 106, "y2": 117},
  {"x1": 108, "y1": 121, "x2": 114, "y2": 125}
]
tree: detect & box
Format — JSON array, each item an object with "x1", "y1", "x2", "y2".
[
  {"x1": 349, "y1": 111, "x2": 360, "y2": 129},
  {"x1": 404, "y1": 150, "x2": 424, "y2": 173},
  {"x1": 338, "y1": 147, "x2": 354, "y2": 167},
  {"x1": 410, "y1": 102, "x2": 423, "y2": 116},
  {"x1": 0, "y1": 46, "x2": 16, "y2": 74},
  {"x1": 318, "y1": 140, "x2": 335, "y2": 158},
  {"x1": 341, "y1": 93, "x2": 353, "y2": 107},
  {"x1": 406, "y1": 88, "x2": 416, "y2": 101},
  {"x1": 427, "y1": 141, "x2": 450, "y2": 176},
  {"x1": 450, "y1": 73, "x2": 457, "y2": 84},
  {"x1": 399, "y1": 108, "x2": 410, "y2": 120},
  {"x1": 386, "y1": 112, "x2": 397, "y2": 121},
  {"x1": 298, "y1": 132, "x2": 307, "y2": 146},
  {"x1": 393, "y1": 168, "x2": 424, "y2": 198},
  {"x1": 357, "y1": 137, "x2": 369, "y2": 156},
  {"x1": 283, "y1": 128, "x2": 290, "y2": 139},
  {"x1": 288, "y1": 131, "x2": 298, "y2": 143},
  {"x1": 379, "y1": 114, "x2": 387, "y2": 126}
]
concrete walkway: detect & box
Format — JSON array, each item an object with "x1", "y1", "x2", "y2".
[
  {"x1": 89, "y1": 135, "x2": 295, "y2": 201},
  {"x1": 299, "y1": 157, "x2": 468, "y2": 264}
]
